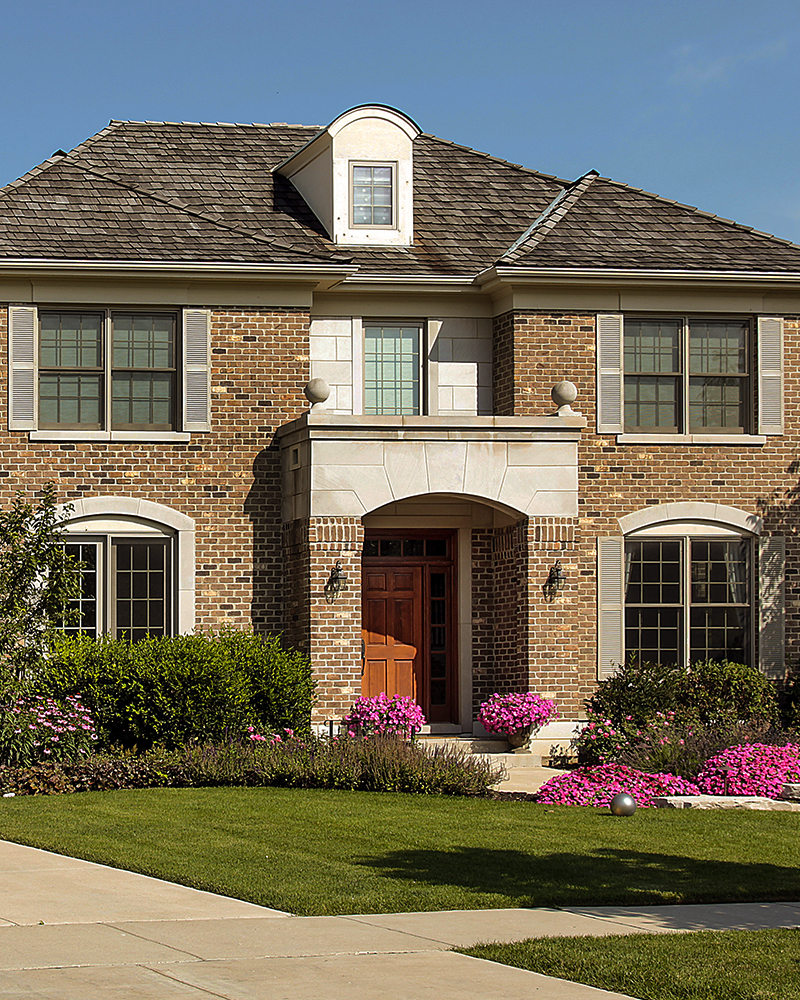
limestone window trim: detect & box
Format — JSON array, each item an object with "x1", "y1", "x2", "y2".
[
  {"x1": 56, "y1": 496, "x2": 196, "y2": 636},
  {"x1": 598, "y1": 503, "x2": 783, "y2": 680}
]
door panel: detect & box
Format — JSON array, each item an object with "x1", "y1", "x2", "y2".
[{"x1": 362, "y1": 566, "x2": 422, "y2": 702}]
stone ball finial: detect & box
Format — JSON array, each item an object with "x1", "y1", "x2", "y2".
[
  {"x1": 551, "y1": 380, "x2": 578, "y2": 414},
  {"x1": 304, "y1": 377, "x2": 331, "y2": 405}
]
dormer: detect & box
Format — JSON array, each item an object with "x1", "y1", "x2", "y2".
[{"x1": 275, "y1": 105, "x2": 420, "y2": 247}]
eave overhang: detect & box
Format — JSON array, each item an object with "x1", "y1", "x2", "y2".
[
  {"x1": 475, "y1": 265, "x2": 800, "y2": 291},
  {"x1": 0, "y1": 258, "x2": 357, "y2": 290}
]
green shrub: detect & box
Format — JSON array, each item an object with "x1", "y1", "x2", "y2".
[
  {"x1": 35, "y1": 630, "x2": 314, "y2": 750},
  {"x1": 587, "y1": 658, "x2": 778, "y2": 732}
]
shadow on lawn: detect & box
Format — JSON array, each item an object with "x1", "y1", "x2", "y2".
[{"x1": 355, "y1": 847, "x2": 800, "y2": 907}]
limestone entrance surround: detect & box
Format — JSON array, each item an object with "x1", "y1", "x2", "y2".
[{"x1": 277, "y1": 410, "x2": 586, "y2": 521}]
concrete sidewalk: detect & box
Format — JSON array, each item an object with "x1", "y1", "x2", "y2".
[{"x1": 1, "y1": 840, "x2": 799, "y2": 999}]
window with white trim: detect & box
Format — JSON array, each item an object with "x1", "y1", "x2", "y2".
[
  {"x1": 597, "y1": 314, "x2": 783, "y2": 438},
  {"x1": 64, "y1": 536, "x2": 172, "y2": 641},
  {"x1": 8, "y1": 306, "x2": 211, "y2": 437},
  {"x1": 351, "y1": 162, "x2": 395, "y2": 228},
  {"x1": 363, "y1": 323, "x2": 422, "y2": 414}
]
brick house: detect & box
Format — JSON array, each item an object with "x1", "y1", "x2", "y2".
[{"x1": 1, "y1": 104, "x2": 797, "y2": 734}]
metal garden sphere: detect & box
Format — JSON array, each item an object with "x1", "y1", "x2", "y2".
[{"x1": 610, "y1": 793, "x2": 636, "y2": 816}]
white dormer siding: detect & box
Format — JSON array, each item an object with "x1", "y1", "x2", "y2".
[{"x1": 276, "y1": 105, "x2": 419, "y2": 247}]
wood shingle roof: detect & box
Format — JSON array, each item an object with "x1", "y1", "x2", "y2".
[{"x1": 2, "y1": 118, "x2": 800, "y2": 276}]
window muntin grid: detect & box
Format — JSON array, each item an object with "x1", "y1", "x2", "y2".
[
  {"x1": 63, "y1": 542, "x2": 99, "y2": 637},
  {"x1": 62, "y1": 537, "x2": 171, "y2": 641},
  {"x1": 623, "y1": 317, "x2": 750, "y2": 433},
  {"x1": 112, "y1": 539, "x2": 169, "y2": 642},
  {"x1": 39, "y1": 312, "x2": 104, "y2": 429},
  {"x1": 351, "y1": 163, "x2": 394, "y2": 227},
  {"x1": 38, "y1": 311, "x2": 176, "y2": 431},
  {"x1": 624, "y1": 537, "x2": 751, "y2": 666},
  {"x1": 364, "y1": 325, "x2": 421, "y2": 414}
]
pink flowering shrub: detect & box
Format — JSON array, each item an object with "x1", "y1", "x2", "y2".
[
  {"x1": 572, "y1": 712, "x2": 635, "y2": 764},
  {"x1": 536, "y1": 763, "x2": 700, "y2": 807},
  {"x1": 342, "y1": 694, "x2": 426, "y2": 738},
  {"x1": 477, "y1": 692, "x2": 558, "y2": 736},
  {"x1": 0, "y1": 693, "x2": 98, "y2": 767},
  {"x1": 696, "y1": 743, "x2": 800, "y2": 799}
]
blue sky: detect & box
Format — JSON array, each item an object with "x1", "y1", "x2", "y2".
[{"x1": 2, "y1": 0, "x2": 799, "y2": 243}]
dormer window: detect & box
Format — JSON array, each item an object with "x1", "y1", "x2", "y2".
[
  {"x1": 352, "y1": 163, "x2": 394, "y2": 228},
  {"x1": 274, "y1": 105, "x2": 420, "y2": 247}
]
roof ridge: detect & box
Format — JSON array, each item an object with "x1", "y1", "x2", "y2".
[
  {"x1": 0, "y1": 121, "x2": 127, "y2": 203},
  {"x1": 500, "y1": 171, "x2": 598, "y2": 262},
  {"x1": 594, "y1": 174, "x2": 800, "y2": 251},
  {"x1": 420, "y1": 133, "x2": 570, "y2": 186},
  {"x1": 107, "y1": 119, "x2": 320, "y2": 129}
]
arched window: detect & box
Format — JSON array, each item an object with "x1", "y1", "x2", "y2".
[
  {"x1": 598, "y1": 504, "x2": 784, "y2": 679},
  {"x1": 57, "y1": 497, "x2": 195, "y2": 639}
]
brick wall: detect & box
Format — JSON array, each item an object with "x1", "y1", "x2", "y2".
[
  {"x1": 283, "y1": 516, "x2": 364, "y2": 722},
  {"x1": 495, "y1": 309, "x2": 800, "y2": 715},
  {"x1": 1, "y1": 305, "x2": 310, "y2": 635}
]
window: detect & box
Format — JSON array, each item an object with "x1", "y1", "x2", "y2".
[
  {"x1": 39, "y1": 311, "x2": 176, "y2": 431},
  {"x1": 364, "y1": 324, "x2": 421, "y2": 414},
  {"x1": 64, "y1": 537, "x2": 171, "y2": 641},
  {"x1": 8, "y1": 306, "x2": 211, "y2": 437},
  {"x1": 624, "y1": 317, "x2": 749, "y2": 433},
  {"x1": 624, "y1": 537, "x2": 751, "y2": 666},
  {"x1": 596, "y1": 314, "x2": 783, "y2": 438},
  {"x1": 351, "y1": 163, "x2": 394, "y2": 228}
]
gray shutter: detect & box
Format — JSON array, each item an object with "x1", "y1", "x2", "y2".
[
  {"x1": 597, "y1": 536, "x2": 625, "y2": 678},
  {"x1": 596, "y1": 313, "x2": 624, "y2": 434},
  {"x1": 182, "y1": 308, "x2": 211, "y2": 432},
  {"x1": 758, "y1": 316, "x2": 783, "y2": 435},
  {"x1": 8, "y1": 306, "x2": 37, "y2": 431},
  {"x1": 759, "y1": 534, "x2": 785, "y2": 679}
]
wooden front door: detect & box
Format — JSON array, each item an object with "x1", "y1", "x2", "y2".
[{"x1": 361, "y1": 532, "x2": 456, "y2": 724}]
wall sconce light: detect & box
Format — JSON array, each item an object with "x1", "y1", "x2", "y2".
[
  {"x1": 543, "y1": 559, "x2": 566, "y2": 602},
  {"x1": 324, "y1": 559, "x2": 347, "y2": 604}
]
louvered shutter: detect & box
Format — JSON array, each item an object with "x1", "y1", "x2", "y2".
[
  {"x1": 596, "y1": 313, "x2": 624, "y2": 434},
  {"x1": 182, "y1": 309, "x2": 211, "y2": 432},
  {"x1": 757, "y1": 317, "x2": 783, "y2": 435},
  {"x1": 597, "y1": 536, "x2": 625, "y2": 678},
  {"x1": 8, "y1": 306, "x2": 37, "y2": 431},
  {"x1": 759, "y1": 535, "x2": 785, "y2": 678}
]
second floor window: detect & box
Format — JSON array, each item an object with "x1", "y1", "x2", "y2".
[
  {"x1": 364, "y1": 324, "x2": 421, "y2": 414},
  {"x1": 39, "y1": 312, "x2": 176, "y2": 431},
  {"x1": 623, "y1": 317, "x2": 749, "y2": 433}
]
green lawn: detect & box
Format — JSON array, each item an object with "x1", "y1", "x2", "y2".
[
  {"x1": 1, "y1": 787, "x2": 799, "y2": 915},
  {"x1": 462, "y1": 928, "x2": 800, "y2": 1000}
]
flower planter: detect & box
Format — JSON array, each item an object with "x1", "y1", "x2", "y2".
[{"x1": 507, "y1": 725, "x2": 539, "y2": 749}]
